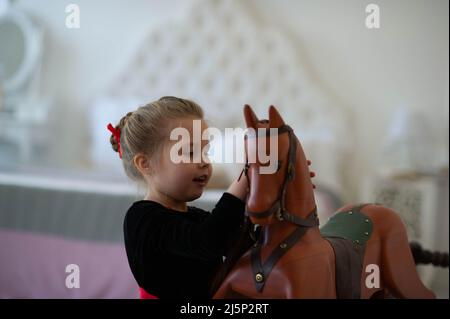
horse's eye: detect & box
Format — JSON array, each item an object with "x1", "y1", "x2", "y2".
[{"x1": 277, "y1": 161, "x2": 282, "y2": 171}]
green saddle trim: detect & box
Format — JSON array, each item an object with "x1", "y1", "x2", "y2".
[{"x1": 320, "y1": 206, "x2": 373, "y2": 246}]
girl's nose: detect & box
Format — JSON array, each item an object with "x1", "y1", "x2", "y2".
[{"x1": 198, "y1": 161, "x2": 210, "y2": 169}]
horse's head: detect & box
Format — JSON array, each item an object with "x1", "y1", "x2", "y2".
[{"x1": 243, "y1": 104, "x2": 317, "y2": 226}]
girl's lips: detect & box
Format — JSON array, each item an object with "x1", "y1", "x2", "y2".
[
  {"x1": 193, "y1": 180, "x2": 208, "y2": 187},
  {"x1": 193, "y1": 174, "x2": 208, "y2": 186}
]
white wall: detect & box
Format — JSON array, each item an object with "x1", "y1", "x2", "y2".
[
  {"x1": 13, "y1": 0, "x2": 449, "y2": 200},
  {"x1": 13, "y1": 0, "x2": 190, "y2": 169},
  {"x1": 251, "y1": 0, "x2": 449, "y2": 197}
]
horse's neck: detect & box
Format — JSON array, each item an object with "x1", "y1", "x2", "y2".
[
  {"x1": 284, "y1": 139, "x2": 316, "y2": 219},
  {"x1": 261, "y1": 219, "x2": 321, "y2": 246}
]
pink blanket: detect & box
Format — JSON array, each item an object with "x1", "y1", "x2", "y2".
[{"x1": 0, "y1": 230, "x2": 139, "y2": 298}]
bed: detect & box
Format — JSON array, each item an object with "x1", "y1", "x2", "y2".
[{"x1": 0, "y1": 165, "x2": 342, "y2": 298}]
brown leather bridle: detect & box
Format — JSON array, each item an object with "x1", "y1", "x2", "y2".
[
  {"x1": 241, "y1": 123, "x2": 319, "y2": 293},
  {"x1": 242, "y1": 124, "x2": 318, "y2": 227}
]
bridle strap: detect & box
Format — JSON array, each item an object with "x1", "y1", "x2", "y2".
[
  {"x1": 282, "y1": 206, "x2": 319, "y2": 227},
  {"x1": 279, "y1": 127, "x2": 296, "y2": 214},
  {"x1": 246, "y1": 201, "x2": 280, "y2": 219},
  {"x1": 250, "y1": 209, "x2": 318, "y2": 293},
  {"x1": 244, "y1": 124, "x2": 293, "y2": 138},
  {"x1": 246, "y1": 124, "x2": 310, "y2": 226},
  {"x1": 246, "y1": 203, "x2": 319, "y2": 228}
]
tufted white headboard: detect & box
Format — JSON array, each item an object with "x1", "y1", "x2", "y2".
[{"x1": 89, "y1": 0, "x2": 351, "y2": 196}]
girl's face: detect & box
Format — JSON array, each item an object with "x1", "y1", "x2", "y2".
[{"x1": 150, "y1": 117, "x2": 212, "y2": 203}]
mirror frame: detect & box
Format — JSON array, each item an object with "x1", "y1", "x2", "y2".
[{"x1": 0, "y1": 8, "x2": 42, "y2": 93}]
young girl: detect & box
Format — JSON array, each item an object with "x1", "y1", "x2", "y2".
[{"x1": 108, "y1": 96, "x2": 253, "y2": 299}]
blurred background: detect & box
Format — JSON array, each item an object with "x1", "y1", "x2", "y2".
[{"x1": 0, "y1": 0, "x2": 448, "y2": 298}]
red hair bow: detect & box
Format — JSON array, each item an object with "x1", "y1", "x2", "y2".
[{"x1": 107, "y1": 123, "x2": 122, "y2": 159}]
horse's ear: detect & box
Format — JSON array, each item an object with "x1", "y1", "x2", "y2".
[
  {"x1": 269, "y1": 105, "x2": 285, "y2": 128},
  {"x1": 244, "y1": 104, "x2": 259, "y2": 128}
]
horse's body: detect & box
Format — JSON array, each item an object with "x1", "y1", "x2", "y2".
[
  {"x1": 213, "y1": 105, "x2": 436, "y2": 299},
  {"x1": 214, "y1": 204, "x2": 434, "y2": 298}
]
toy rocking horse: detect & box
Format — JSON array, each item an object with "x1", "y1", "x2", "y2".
[{"x1": 213, "y1": 105, "x2": 448, "y2": 299}]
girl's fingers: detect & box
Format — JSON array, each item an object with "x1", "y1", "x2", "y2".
[
  {"x1": 310, "y1": 171, "x2": 316, "y2": 178},
  {"x1": 307, "y1": 160, "x2": 312, "y2": 166}
]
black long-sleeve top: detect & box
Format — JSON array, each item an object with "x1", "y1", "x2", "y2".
[{"x1": 123, "y1": 192, "x2": 246, "y2": 299}]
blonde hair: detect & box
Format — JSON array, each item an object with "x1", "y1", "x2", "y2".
[{"x1": 109, "y1": 96, "x2": 204, "y2": 182}]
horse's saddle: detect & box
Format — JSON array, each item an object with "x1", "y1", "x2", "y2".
[{"x1": 320, "y1": 204, "x2": 374, "y2": 299}]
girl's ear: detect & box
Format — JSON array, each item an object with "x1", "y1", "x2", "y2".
[{"x1": 134, "y1": 153, "x2": 152, "y2": 175}]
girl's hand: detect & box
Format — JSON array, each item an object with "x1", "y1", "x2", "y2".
[{"x1": 226, "y1": 166, "x2": 249, "y2": 201}]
